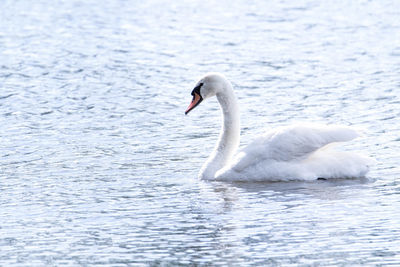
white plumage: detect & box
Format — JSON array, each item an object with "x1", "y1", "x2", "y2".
[
  {"x1": 185, "y1": 73, "x2": 373, "y2": 182},
  {"x1": 216, "y1": 124, "x2": 371, "y2": 181}
]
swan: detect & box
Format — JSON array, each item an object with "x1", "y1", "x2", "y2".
[{"x1": 185, "y1": 73, "x2": 372, "y2": 182}]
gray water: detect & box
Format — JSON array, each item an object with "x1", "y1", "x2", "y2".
[{"x1": 1, "y1": 0, "x2": 400, "y2": 265}]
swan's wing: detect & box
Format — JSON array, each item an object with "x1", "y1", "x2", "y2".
[{"x1": 229, "y1": 123, "x2": 360, "y2": 172}]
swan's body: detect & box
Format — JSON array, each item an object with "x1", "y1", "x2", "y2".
[{"x1": 185, "y1": 73, "x2": 372, "y2": 181}]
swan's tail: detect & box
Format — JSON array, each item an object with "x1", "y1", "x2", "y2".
[{"x1": 304, "y1": 149, "x2": 375, "y2": 179}]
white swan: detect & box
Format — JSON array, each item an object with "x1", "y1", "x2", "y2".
[{"x1": 185, "y1": 73, "x2": 372, "y2": 182}]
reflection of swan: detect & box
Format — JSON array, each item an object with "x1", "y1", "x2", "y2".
[{"x1": 185, "y1": 73, "x2": 372, "y2": 182}]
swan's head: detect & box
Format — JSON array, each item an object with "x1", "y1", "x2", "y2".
[{"x1": 185, "y1": 73, "x2": 228, "y2": 115}]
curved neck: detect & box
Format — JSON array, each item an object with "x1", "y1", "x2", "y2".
[{"x1": 199, "y1": 83, "x2": 240, "y2": 180}]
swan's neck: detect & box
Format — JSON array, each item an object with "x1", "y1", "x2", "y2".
[{"x1": 200, "y1": 84, "x2": 240, "y2": 180}]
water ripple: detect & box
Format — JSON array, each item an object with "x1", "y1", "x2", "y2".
[{"x1": 1, "y1": 0, "x2": 400, "y2": 265}]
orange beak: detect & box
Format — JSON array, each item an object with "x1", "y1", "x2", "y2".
[{"x1": 185, "y1": 92, "x2": 203, "y2": 115}]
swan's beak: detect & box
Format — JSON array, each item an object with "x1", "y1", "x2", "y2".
[{"x1": 185, "y1": 92, "x2": 203, "y2": 115}]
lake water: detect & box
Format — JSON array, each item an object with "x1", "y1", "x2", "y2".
[{"x1": 1, "y1": 0, "x2": 400, "y2": 265}]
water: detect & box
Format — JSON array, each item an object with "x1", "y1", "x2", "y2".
[{"x1": 1, "y1": 0, "x2": 400, "y2": 265}]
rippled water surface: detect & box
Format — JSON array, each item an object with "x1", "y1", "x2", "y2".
[{"x1": 1, "y1": 0, "x2": 400, "y2": 265}]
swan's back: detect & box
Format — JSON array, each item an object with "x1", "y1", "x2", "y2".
[{"x1": 251, "y1": 124, "x2": 358, "y2": 160}]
